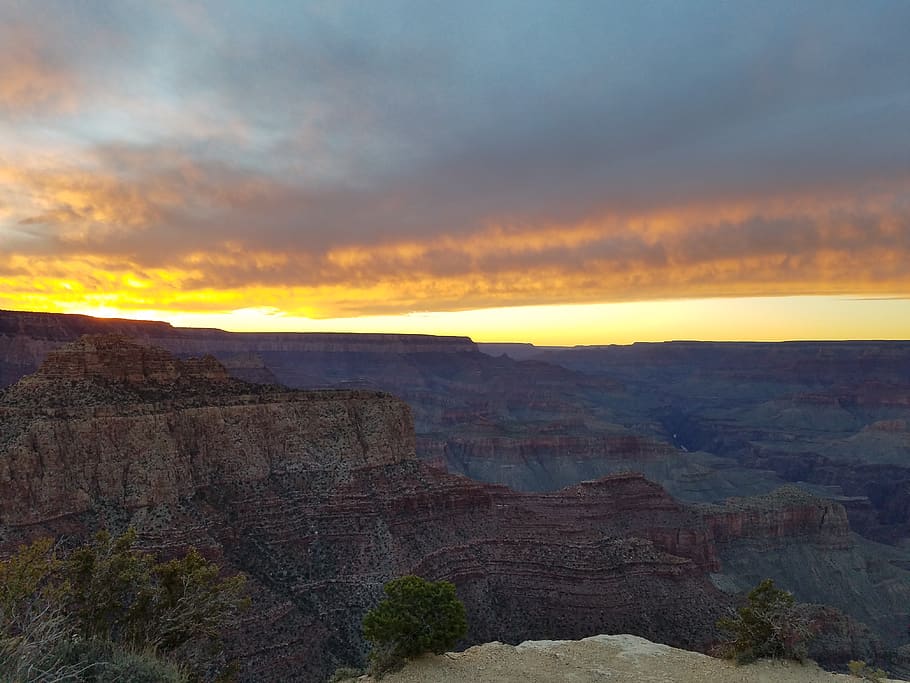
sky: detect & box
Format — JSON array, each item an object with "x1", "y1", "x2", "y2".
[{"x1": 1, "y1": 1, "x2": 910, "y2": 344}]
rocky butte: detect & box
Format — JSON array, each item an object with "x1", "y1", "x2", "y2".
[
  {"x1": 0, "y1": 309, "x2": 815, "y2": 511},
  {"x1": 0, "y1": 334, "x2": 878, "y2": 681}
]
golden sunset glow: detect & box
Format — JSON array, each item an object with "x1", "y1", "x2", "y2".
[{"x1": 2, "y1": 2, "x2": 909, "y2": 343}]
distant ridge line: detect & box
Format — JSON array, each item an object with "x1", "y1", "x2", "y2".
[{"x1": 0, "y1": 309, "x2": 475, "y2": 345}]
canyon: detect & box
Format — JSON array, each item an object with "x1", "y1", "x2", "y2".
[
  {"x1": 0, "y1": 331, "x2": 890, "y2": 680},
  {"x1": 0, "y1": 310, "x2": 793, "y2": 505},
  {"x1": 4, "y1": 310, "x2": 908, "y2": 526},
  {"x1": 2, "y1": 334, "x2": 733, "y2": 680},
  {"x1": 2, "y1": 309, "x2": 910, "y2": 678}
]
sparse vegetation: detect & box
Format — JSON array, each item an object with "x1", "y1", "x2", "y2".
[
  {"x1": 54, "y1": 639, "x2": 190, "y2": 682},
  {"x1": 848, "y1": 659, "x2": 888, "y2": 681},
  {"x1": 328, "y1": 665, "x2": 366, "y2": 682},
  {"x1": 363, "y1": 575, "x2": 467, "y2": 677},
  {"x1": 717, "y1": 578, "x2": 814, "y2": 664},
  {"x1": 0, "y1": 530, "x2": 248, "y2": 682}
]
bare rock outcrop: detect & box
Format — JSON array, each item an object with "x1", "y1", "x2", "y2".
[
  {"x1": 355, "y1": 634, "x2": 895, "y2": 683},
  {"x1": 699, "y1": 485, "x2": 852, "y2": 549}
]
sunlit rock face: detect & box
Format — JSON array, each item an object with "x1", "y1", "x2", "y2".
[{"x1": 22, "y1": 333, "x2": 229, "y2": 385}]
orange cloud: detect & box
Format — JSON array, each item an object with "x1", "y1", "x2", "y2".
[
  {"x1": 2, "y1": 214, "x2": 910, "y2": 321},
  {"x1": 2, "y1": 136, "x2": 910, "y2": 322},
  {"x1": 0, "y1": 22, "x2": 82, "y2": 116}
]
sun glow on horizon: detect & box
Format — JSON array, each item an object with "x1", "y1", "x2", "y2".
[
  {"x1": 3, "y1": 3, "x2": 910, "y2": 347},
  {"x1": 15, "y1": 295, "x2": 910, "y2": 347}
]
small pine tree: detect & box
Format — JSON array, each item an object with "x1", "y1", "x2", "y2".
[
  {"x1": 718, "y1": 578, "x2": 813, "y2": 663},
  {"x1": 362, "y1": 575, "x2": 467, "y2": 675}
]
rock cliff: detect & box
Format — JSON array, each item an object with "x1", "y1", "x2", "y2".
[
  {"x1": 0, "y1": 336, "x2": 732, "y2": 681},
  {"x1": 3, "y1": 314, "x2": 906, "y2": 673},
  {"x1": 0, "y1": 309, "x2": 476, "y2": 387},
  {"x1": 0, "y1": 310, "x2": 782, "y2": 509},
  {"x1": 699, "y1": 486, "x2": 852, "y2": 548},
  {"x1": 0, "y1": 337, "x2": 413, "y2": 525}
]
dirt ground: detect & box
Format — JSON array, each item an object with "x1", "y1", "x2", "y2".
[{"x1": 355, "y1": 634, "x2": 898, "y2": 683}]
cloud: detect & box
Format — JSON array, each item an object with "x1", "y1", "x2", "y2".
[
  {"x1": 1, "y1": 1, "x2": 910, "y2": 319},
  {"x1": 0, "y1": 24, "x2": 80, "y2": 115},
  {"x1": 2, "y1": 158, "x2": 909, "y2": 318}
]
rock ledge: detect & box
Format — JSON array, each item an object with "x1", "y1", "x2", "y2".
[{"x1": 355, "y1": 634, "x2": 900, "y2": 682}]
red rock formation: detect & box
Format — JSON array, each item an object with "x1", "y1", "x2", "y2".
[
  {"x1": 698, "y1": 486, "x2": 852, "y2": 549},
  {"x1": 0, "y1": 336, "x2": 731, "y2": 681},
  {"x1": 27, "y1": 334, "x2": 230, "y2": 385},
  {"x1": 0, "y1": 331, "x2": 881, "y2": 680},
  {"x1": 864, "y1": 419, "x2": 908, "y2": 433},
  {"x1": 0, "y1": 309, "x2": 477, "y2": 386}
]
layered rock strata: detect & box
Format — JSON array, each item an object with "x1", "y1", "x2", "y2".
[
  {"x1": 0, "y1": 336, "x2": 731, "y2": 681},
  {"x1": 0, "y1": 309, "x2": 476, "y2": 387},
  {"x1": 698, "y1": 486, "x2": 852, "y2": 548},
  {"x1": 0, "y1": 332, "x2": 889, "y2": 679}
]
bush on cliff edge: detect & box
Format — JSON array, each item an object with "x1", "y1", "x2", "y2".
[
  {"x1": 363, "y1": 575, "x2": 467, "y2": 676},
  {"x1": 0, "y1": 530, "x2": 248, "y2": 681},
  {"x1": 718, "y1": 578, "x2": 814, "y2": 664}
]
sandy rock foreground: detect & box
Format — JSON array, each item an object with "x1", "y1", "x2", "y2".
[{"x1": 359, "y1": 634, "x2": 900, "y2": 683}]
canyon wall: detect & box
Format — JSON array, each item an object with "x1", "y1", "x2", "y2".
[
  {"x1": 4, "y1": 311, "x2": 908, "y2": 670},
  {"x1": 0, "y1": 309, "x2": 476, "y2": 387},
  {"x1": 0, "y1": 336, "x2": 734, "y2": 681},
  {"x1": 0, "y1": 311, "x2": 774, "y2": 507}
]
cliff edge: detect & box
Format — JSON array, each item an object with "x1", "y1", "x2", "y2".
[{"x1": 356, "y1": 634, "x2": 899, "y2": 683}]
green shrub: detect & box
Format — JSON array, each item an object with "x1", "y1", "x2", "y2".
[
  {"x1": 717, "y1": 578, "x2": 813, "y2": 664},
  {"x1": 65, "y1": 529, "x2": 249, "y2": 652},
  {"x1": 328, "y1": 665, "x2": 366, "y2": 682},
  {"x1": 849, "y1": 659, "x2": 888, "y2": 681},
  {"x1": 0, "y1": 530, "x2": 248, "y2": 682},
  {"x1": 0, "y1": 607, "x2": 187, "y2": 683},
  {"x1": 0, "y1": 538, "x2": 76, "y2": 681},
  {"x1": 56, "y1": 639, "x2": 189, "y2": 682},
  {"x1": 0, "y1": 538, "x2": 62, "y2": 631},
  {"x1": 363, "y1": 575, "x2": 467, "y2": 676}
]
